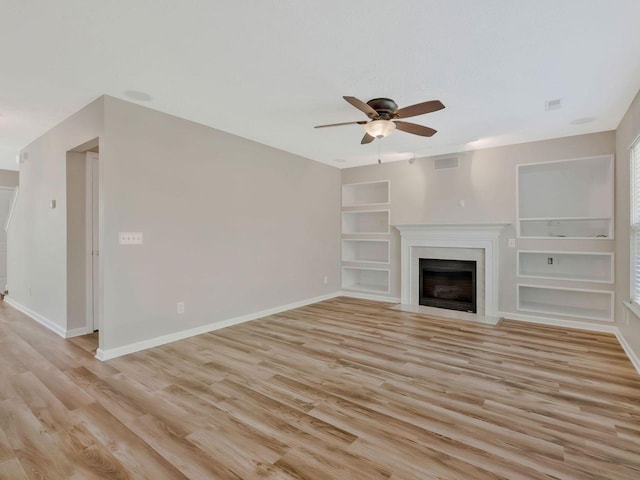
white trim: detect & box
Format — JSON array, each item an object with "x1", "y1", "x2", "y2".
[
  {"x1": 499, "y1": 311, "x2": 618, "y2": 333},
  {"x1": 615, "y1": 329, "x2": 640, "y2": 376},
  {"x1": 4, "y1": 187, "x2": 18, "y2": 233},
  {"x1": 341, "y1": 266, "x2": 391, "y2": 294},
  {"x1": 65, "y1": 326, "x2": 94, "y2": 338},
  {"x1": 517, "y1": 155, "x2": 614, "y2": 240},
  {"x1": 341, "y1": 238, "x2": 390, "y2": 265},
  {"x1": 624, "y1": 300, "x2": 640, "y2": 319},
  {"x1": 516, "y1": 250, "x2": 614, "y2": 284},
  {"x1": 517, "y1": 283, "x2": 614, "y2": 322},
  {"x1": 396, "y1": 223, "x2": 508, "y2": 317},
  {"x1": 95, "y1": 291, "x2": 342, "y2": 361},
  {"x1": 342, "y1": 210, "x2": 390, "y2": 234},
  {"x1": 341, "y1": 180, "x2": 390, "y2": 207},
  {"x1": 339, "y1": 291, "x2": 400, "y2": 303},
  {"x1": 85, "y1": 152, "x2": 100, "y2": 333},
  {"x1": 516, "y1": 153, "x2": 615, "y2": 169},
  {"x1": 5, "y1": 297, "x2": 66, "y2": 338}
]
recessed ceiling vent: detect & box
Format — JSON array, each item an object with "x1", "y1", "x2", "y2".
[
  {"x1": 434, "y1": 156, "x2": 459, "y2": 170},
  {"x1": 545, "y1": 98, "x2": 563, "y2": 111}
]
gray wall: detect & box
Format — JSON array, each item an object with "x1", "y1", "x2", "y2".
[
  {"x1": 616, "y1": 88, "x2": 640, "y2": 357},
  {"x1": 9, "y1": 95, "x2": 341, "y2": 350},
  {"x1": 341, "y1": 131, "x2": 616, "y2": 318},
  {"x1": 99, "y1": 97, "x2": 340, "y2": 351},
  {"x1": 7, "y1": 97, "x2": 104, "y2": 330}
]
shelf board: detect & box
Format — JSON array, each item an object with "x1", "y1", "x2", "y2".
[
  {"x1": 519, "y1": 217, "x2": 612, "y2": 221},
  {"x1": 518, "y1": 300, "x2": 612, "y2": 322},
  {"x1": 342, "y1": 282, "x2": 390, "y2": 294},
  {"x1": 518, "y1": 272, "x2": 612, "y2": 283}
]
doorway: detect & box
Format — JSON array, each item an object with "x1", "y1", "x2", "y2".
[{"x1": 66, "y1": 140, "x2": 101, "y2": 341}]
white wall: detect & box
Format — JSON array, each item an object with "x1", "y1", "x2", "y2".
[
  {"x1": 341, "y1": 131, "x2": 616, "y2": 319},
  {"x1": 98, "y1": 97, "x2": 340, "y2": 352},
  {"x1": 7, "y1": 97, "x2": 103, "y2": 332},
  {"x1": 615, "y1": 88, "x2": 640, "y2": 358}
]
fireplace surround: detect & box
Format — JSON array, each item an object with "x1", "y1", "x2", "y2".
[{"x1": 396, "y1": 223, "x2": 508, "y2": 318}]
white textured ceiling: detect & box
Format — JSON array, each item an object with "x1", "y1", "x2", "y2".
[{"x1": 1, "y1": 1, "x2": 640, "y2": 170}]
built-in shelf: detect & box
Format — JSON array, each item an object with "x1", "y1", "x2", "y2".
[
  {"x1": 518, "y1": 284, "x2": 614, "y2": 322},
  {"x1": 518, "y1": 251, "x2": 614, "y2": 283},
  {"x1": 342, "y1": 239, "x2": 390, "y2": 264},
  {"x1": 519, "y1": 218, "x2": 612, "y2": 239},
  {"x1": 342, "y1": 210, "x2": 390, "y2": 234},
  {"x1": 342, "y1": 180, "x2": 390, "y2": 207},
  {"x1": 342, "y1": 267, "x2": 390, "y2": 294},
  {"x1": 517, "y1": 155, "x2": 614, "y2": 239}
]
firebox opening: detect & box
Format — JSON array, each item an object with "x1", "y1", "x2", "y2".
[{"x1": 419, "y1": 258, "x2": 477, "y2": 313}]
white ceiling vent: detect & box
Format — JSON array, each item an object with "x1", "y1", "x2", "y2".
[
  {"x1": 434, "y1": 156, "x2": 459, "y2": 170},
  {"x1": 545, "y1": 98, "x2": 563, "y2": 111}
]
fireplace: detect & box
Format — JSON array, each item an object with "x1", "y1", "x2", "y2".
[{"x1": 419, "y1": 258, "x2": 477, "y2": 313}]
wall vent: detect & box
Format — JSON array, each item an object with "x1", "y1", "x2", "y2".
[
  {"x1": 434, "y1": 156, "x2": 459, "y2": 170},
  {"x1": 545, "y1": 98, "x2": 562, "y2": 111}
]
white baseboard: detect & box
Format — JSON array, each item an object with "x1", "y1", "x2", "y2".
[
  {"x1": 498, "y1": 311, "x2": 618, "y2": 333},
  {"x1": 95, "y1": 291, "x2": 342, "y2": 361},
  {"x1": 340, "y1": 291, "x2": 401, "y2": 304},
  {"x1": 615, "y1": 329, "x2": 640, "y2": 376},
  {"x1": 5, "y1": 297, "x2": 66, "y2": 338},
  {"x1": 65, "y1": 326, "x2": 94, "y2": 338}
]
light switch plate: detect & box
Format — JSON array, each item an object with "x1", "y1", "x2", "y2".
[
  {"x1": 119, "y1": 232, "x2": 143, "y2": 245},
  {"x1": 508, "y1": 238, "x2": 516, "y2": 248}
]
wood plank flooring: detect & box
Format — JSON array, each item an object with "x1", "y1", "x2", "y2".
[{"x1": 1, "y1": 296, "x2": 640, "y2": 479}]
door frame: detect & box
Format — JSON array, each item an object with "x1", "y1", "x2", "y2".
[{"x1": 85, "y1": 152, "x2": 100, "y2": 332}]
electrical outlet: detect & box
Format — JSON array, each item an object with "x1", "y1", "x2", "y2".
[
  {"x1": 119, "y1": 232, "x2": 143, "y2": 245},
  {"x1": 323, "y1": 276, "x2": 328, "y2": 285},
  {"x1": 458, "y1": 199, "x2": 465, "y2": 208},
  {"x1": 547, "y1": 257, "x2": 553, "y2": 265},
  {"x1": 177, "y1": 302, "x2": 185, "y2": 314}
]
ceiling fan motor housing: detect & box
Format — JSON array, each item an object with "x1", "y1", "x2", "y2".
[{"x1": 366, "y1": 98, "x2": 399, "y2": 119}]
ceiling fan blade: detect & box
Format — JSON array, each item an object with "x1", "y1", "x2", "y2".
[
  {"x1": 361, "y1": 133, "x2": 375, "y2": 144},
  {"x1": 394, "y1": 121, "x2": 437, "y2": 137},
  {"x1": 314, "y1": 120, "x2": 367, "y2": 128},
  {"x1": 394, "y1": 100, "x2": 445, "y2": 119},
  {"x1": 344, "y1": 96, "x2": 379, "y2": 119}
]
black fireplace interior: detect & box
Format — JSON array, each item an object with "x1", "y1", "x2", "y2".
[{"x1": 419, "y1": 258, "x2": 477, "y2": 313}]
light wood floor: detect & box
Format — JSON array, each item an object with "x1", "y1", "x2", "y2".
[{"x1": 1, "y1": 297, "x2": 640, "y2": 479}]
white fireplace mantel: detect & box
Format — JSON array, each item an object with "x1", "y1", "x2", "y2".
[{"x1": 395, "y1": 223, "x2": 509, "y2": 317}]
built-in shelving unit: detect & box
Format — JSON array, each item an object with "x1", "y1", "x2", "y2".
[
  {"x1": 342, "y1": 180, "x2": 390, "y2": 207},
  {"x1": 342, "y1": 239, "x2": 390, "y2": 264},
  {"x1": 517, "y1": 155, "x2": 614, "y2": 239},
  {"x1": 514, "y1": 154, "x2": 615, "y2": 324},
  {"x1": 342, "y1": 267, "x2": 390, "y2": 294},
  {"x1": 518, "y1": 284, "x2": 614, "y2": 322},
  {"x1": 517, "y1": 251, "x2": 614, "y2": 283},
  {"x1": 342, "y1": 210, "x2": 390, "y2": 234},
  {"x1": 341, "y1": 181, "x2": 391, "y2": 295}
]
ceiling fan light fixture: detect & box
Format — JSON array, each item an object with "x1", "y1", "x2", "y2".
[{"x1": 365, "y1": 119, "x2": 396, "y2": 138}]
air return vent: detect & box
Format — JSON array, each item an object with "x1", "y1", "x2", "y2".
[{"x1": 434, "y1": 156, "x2": 459, "y2": 170}]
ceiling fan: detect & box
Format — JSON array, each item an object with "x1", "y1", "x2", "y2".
[{"x1": 315, "y1": 96, "x2": 445, "y2": 144}]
